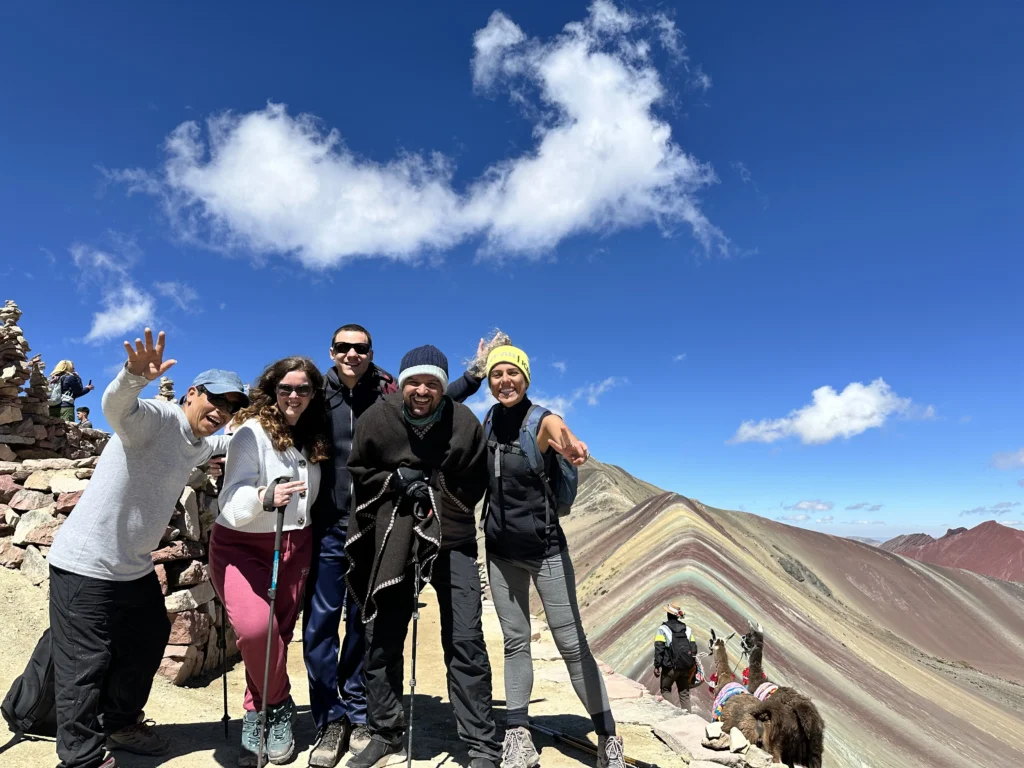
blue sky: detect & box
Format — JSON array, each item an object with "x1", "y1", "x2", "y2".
[{"x1": 2, "y1": 1, "x2": 1021, "y2": 539}]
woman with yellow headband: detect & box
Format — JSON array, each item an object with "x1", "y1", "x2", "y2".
[{"x1": 482, "y1": 346, "x2": 623, "y2": 768}]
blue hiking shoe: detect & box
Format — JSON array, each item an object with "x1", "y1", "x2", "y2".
[
  {"x1": 267, "y1": 697, "x2": 296, "y2": 764},
  {"x1": 238, "y1": 710, "x2": 262, "y2": 767}
]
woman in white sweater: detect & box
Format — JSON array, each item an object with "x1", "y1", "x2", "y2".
[{"x1": 210, "y1": 356, "x2": 329, "y2": 766}]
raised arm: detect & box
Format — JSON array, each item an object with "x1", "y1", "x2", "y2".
[{"x1": 102, "y1": 329, "x2": 178, "y2": 446}]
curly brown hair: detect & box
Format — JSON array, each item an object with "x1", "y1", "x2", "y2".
[{"x1": 232, "y1": 356, "x2": 330, "y2": 463}]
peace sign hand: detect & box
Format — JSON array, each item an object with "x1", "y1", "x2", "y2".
[
  {"x1": 124, "y1": 328, "x2": 177, "y2": 381},
  {"x1": 549, "y1": 426, "x2": 589, "y2": 466}
]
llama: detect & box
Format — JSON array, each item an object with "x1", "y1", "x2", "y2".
[
  {"x1": 701, "y1": 629, "x2": 764, "y2": 750},
  {"x1": 741, "y1": 624, "x2": 825, "y2": 768}
]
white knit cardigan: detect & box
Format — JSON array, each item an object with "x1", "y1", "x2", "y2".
[{"x1": 217, "y1": 418, "x2": 321, "y2": 534}]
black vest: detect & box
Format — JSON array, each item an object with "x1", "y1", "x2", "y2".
[{"x1": 484, "y1": 399, "x2": 566, "y2": 561}]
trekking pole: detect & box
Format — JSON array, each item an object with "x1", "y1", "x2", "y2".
[
  {"x1": 218, "y1": 598, "x2": 230, "y2": 739},
  {"x1": 257, "y1": 477, "x2": 292, "y2": 768},
  {"x1": 528, "y1": 723, "x2": 661, "y2": 768},
  {"x1": 407, "y1": 534, "x2": 421, "y2": 768}
]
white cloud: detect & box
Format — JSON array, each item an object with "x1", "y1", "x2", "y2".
[
  {"x1": 85, "y1": 283, "x2": 156, "y2": 343},
  {"x1": 574, "y1": 376, "x2": 626, "y2": 406},
  {"x1": 729, "y1": 378, "x2": 925, "y2": 445},
  {"x1": 1000, "y1": 520, "x2": 1022, "y2": 527},
  {"x1": 110, "y1": 2, "x2": 726, "y2": 268},
  {"x1": 155, "y1": 281, "x2": 200, "y2": 312},
  {"x1": 991, "y1": 449, "x2": 1024, "y2": 470},
  {"x1": 780, "y1": 514, "x2": 810, "y2": 523},
  {"x1": 816, "y1": 516, "x2": 834, "y2": 523},
  {"x1": 846, "y1": 520, "x2": 885, "y2": 526},
  {"x1": 552, "y1": 361, "x2": 567, "y2": 374},
  {"x1": 673, "y1": 353, "x2": 687, "y2": 362},
  {"x1": 69, "y1": 243, "x2": 132, "y2": 277},
  {"x1": 785, "y1": 499, "x2": 833, "y2": 512},
  {"x1": 846, "y1": 502, "x2": 884, "y2": 512},
  {"x1": 465, "y1": 374, "x2": 627, "y2": 417}
]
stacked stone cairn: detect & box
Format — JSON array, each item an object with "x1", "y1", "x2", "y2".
[
  {"x1": 0, "y1": 300, "x2": 109, "y2": 461},
  {"x1": 0, "y1": 298, "x2": 238, "y2": 685}
]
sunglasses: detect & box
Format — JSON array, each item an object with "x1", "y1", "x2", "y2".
[
  {"x1": 277, "y1": 384, "x2": 313, "y2": 398},
  {"x1": 196, "y1": 385, "x2": 243, "y2": 415},
  {"x1": 333, "y1": 342, "x2": 371, "y2": 355}
]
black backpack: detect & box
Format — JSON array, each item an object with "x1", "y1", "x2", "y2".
[
  {"x1": 658, "y1": 620, "x2": 697, "y2": 671},
  {"x1": 1, "y1": 629, "x2": 57, "y2": 737}
]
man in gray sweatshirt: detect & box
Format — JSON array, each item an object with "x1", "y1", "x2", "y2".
[{"x1": 47, "y1": 329, "x2": 247, "y2": 768}]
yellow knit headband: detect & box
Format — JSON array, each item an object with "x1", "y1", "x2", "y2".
[{"x1": 486, "y1": 346, "x2": 531, "y2": 384}]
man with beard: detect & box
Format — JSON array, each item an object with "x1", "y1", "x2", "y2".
[{"x1": 344, "y1": 345, "x2": 500, "y2": 768}]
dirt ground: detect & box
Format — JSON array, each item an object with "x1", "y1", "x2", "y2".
[{"x1": 0, "y1": 567, "x2": 684, "y2": 768}]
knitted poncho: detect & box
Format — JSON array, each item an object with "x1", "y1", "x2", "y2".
[{"x1": 344, "y1": 392, "x2": 487, "y2": 622}]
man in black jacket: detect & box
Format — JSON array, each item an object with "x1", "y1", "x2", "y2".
[
  {"x1": 653, "y1": 602, "x2": 699, "y2": 713},
  {"x1": 305, "y1": 325, "x2": 485, "y2": 768},
  {"x1": 345, "y1": 345, "x2": 501, "y2": 768}
]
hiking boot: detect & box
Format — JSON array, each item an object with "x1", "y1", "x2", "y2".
[
  {"x1": 100, "y1": 758, "x2": 118, "y2": 768},
  {"x1": 267, "y1": 697, "x2": 297, "y2": 764},
  {"x1": 349, "y1": 724, "x2": 371, "y2": 755},
  {"x1": 597, "y1": 736, "x2": 625, "y2": 768},
  {"x1": 310, "y1": 718, "x2": 351, "y2": 767},
  {"x1": 106, "y1": 716, "x2": 170, "y2": 756},
  {"x1": 501, "y1": 727, "x2": 540, "y2": 768},
  {"x1": 238, "y1": 710, "x2": 263, "y2": 767},
  {"x1": 346, "y1": 735, "x2": 406, "y2": 768}
]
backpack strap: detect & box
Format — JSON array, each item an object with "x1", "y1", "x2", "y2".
[
  {"x1": 521, "y1": 405, "x2": 560, "y2": 535},
  {"x1": 658, "y1": 623, "x2": 673, "y2": 647}
]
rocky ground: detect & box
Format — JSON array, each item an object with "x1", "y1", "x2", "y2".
[{"x1": 0, "y1": 566, "x2": 775, "y2": 768}]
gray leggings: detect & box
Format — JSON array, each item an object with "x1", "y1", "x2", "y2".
[{"x1": 487, "y1": 549, "x2": 615, "y2": 735}]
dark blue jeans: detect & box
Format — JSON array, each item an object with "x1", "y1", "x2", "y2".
[{"x1": 303, "y1": 520, "x2": 367, "y2": 730}]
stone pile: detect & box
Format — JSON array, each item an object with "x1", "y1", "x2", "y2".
[
  {"x1": 0, "y1": 455, "x2": 238, "y2": 686},
  {"x1": 0, "y1": 300, "x2": 109, "y2": 461},
  {"x1": 156, "y1": 376, "x2": 176, "y2": 403}
]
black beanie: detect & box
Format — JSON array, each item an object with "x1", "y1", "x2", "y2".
[{"x1": 398, "y1": 345, "x2": 449, "y2": 393}]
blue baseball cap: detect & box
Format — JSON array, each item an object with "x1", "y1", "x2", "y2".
[{"x1": 191, "y1": 369, "x2": 249, "y2": 406}]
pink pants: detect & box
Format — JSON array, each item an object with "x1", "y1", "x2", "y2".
[{"x1": 209, "y1": 523, "x2": 312, "y2": 712}]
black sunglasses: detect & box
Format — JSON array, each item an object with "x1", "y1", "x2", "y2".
[
  {"x1": 196, "y1": 385, "x2": 243, "y2": 414},
  {"x1": 277, "y1": 384, "x2": 313, "y2": 398},
  {"x1": 333, "y1": 342, "x2": 371, "y2": 355}
]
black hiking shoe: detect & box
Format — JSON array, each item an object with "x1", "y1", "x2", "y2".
[
  {"x1": 346, "y1": 736, "x2": 407, "y2": 768},
  {"x1": 310, "y1": 718, "x2": 351, "y2": 767}
]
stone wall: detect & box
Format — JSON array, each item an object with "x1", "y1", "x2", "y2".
[{"x1": 0, "y1": 298, "x2": 237, "y2": 685}]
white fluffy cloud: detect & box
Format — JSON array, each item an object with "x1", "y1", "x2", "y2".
[
  {"x1": 154, "y1": 281, "x2": 200, "y2": 312},
  {"x1": 847, "y1": 520, "x2": 885, "y2": 526},
  {"x1": 111, "y1": 1, "x2": 724, "y2": 267},
  {"x1": 816, "y1": 516, "x2": 834, "y2": 523},
  {"x1": 785, "y1": 500, "x2": 833, "y2": 512},
  {"x1": 730, "y1": 379, "x2": 925, "y2": 445},
  {"x1": 991, "y1": 449, "x2": 1024, "y2": 470},
  {"x1": 552, "y1": 361, "x2": 567, "y2": 374},
  {"x1": 84, "y1": 283, "x2": 156, "y2": 343}
]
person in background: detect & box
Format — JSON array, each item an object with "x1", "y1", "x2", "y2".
[
  {"x1": 345, "y1": 345, "x2": 501, "y2": 768},
  {"x1": 48, "y1": 359, "x2": 94, "y2": 421},
  {"x1": 47, "y1": 330, "x2": 246, "y2": 768},
  {"x1": 481, "y1": 345, "x2": 625, "y2": 768},
  {"x1": 304, "y1": 325, "x2": 493, "y2": 768},
  {"x1": 76, "y1": 406, "x2": 93, "y2": 429},
  {"x1": 653, "y1": 602, "x2": 699, "y2": 713},
  {"x1": 211, "y1": 356, "x2": 330, "y2": 766}
]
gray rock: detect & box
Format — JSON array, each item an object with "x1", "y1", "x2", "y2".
[
  {"x1": 164, "y1": 581, "x2": 216, "y2": 613},
  {"x1": 729, "y1": 727, "x2": 749, "y2": 753},
  {"x1": 179, "y1": 487, "x2": 201, "y2": 541},
  {"x1": 21, "y1": 545, "x2": 49, "y2": 586},
  {"x1": 9, "y1": 488, "x2": 51, "y2": 511},
  {"x1": 705, "y1": 722, "x2": 723, "y2": 739},
  {"x1": 741, "y1": 746, "x2": 774, "y2": 768},
  {"x1": 12, "y1": 506, "x2": 61, "y2": 546}
]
